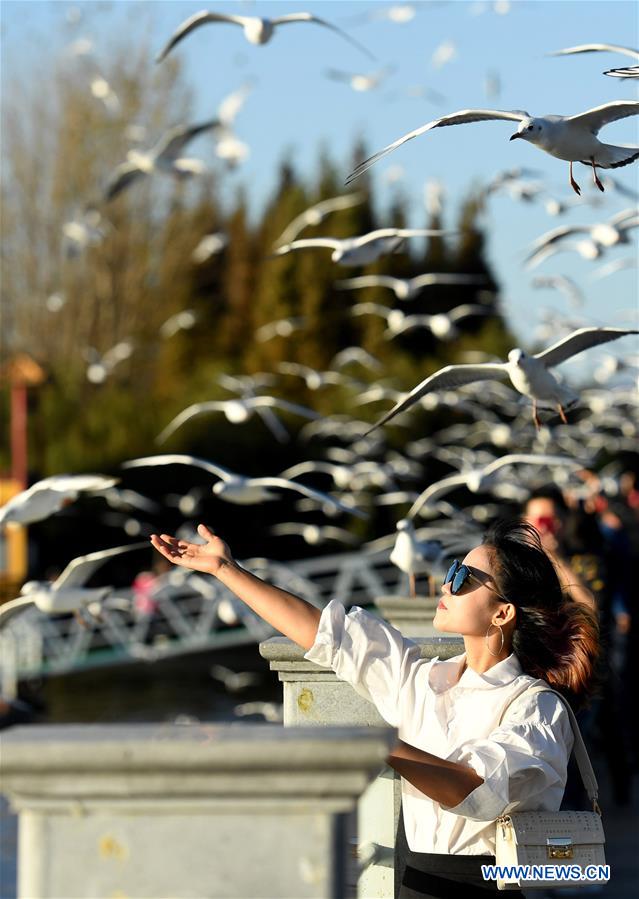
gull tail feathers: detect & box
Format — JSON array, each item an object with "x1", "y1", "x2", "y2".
[{"x1": 583, "y1": 144, "x2": 639, "y2": 169}]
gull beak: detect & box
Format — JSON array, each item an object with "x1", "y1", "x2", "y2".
[{"x1": 509, "y1": 132, "x2": 522, "y2": 141}]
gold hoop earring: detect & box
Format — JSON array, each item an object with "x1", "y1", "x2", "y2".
[{"x1": 485, "y1": 623, "x2": 505, "y2": 657}]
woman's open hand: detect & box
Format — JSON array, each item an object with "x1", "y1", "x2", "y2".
[{"x1": 150, "y1": 524, "x2": 234, "y2": 577}]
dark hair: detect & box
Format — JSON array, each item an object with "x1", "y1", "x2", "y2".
[{"x1": 483, "y1": 518, "x2": 600, "y2": 710}]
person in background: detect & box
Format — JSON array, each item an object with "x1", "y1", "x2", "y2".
[
  {"x1": 522, "y1": 487, "x2": 596, "y2": 612},
  {"x1": 524, "y1": 485, "x2": 633, "y2": 806}
]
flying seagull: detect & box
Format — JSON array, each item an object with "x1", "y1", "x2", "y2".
[
  {"x1": 104, "y1": 119, "x2": 218, "y2": 201},
  {"x1": 122, "y1": 454, "x2": 367, "y2": 518},
  {"x1": 0, "y1": 542, "x2": 147, "y2": 626},
  {"x1": 361, "y1": 327, "x2": 638, "y2": 433},
  {"x1": 335, "y1": 272, "x2": 487, "y2": 300},
  {"x1": 271, "y1": 228, "x2": 452, "y2": 266},
  {"x1": 156, "y1": 10, "x2": 374, "y2": 62},
  {"x1": 156, "y1": 396, "x2": 320, "y2": 444},
  {"x1": 0, "y1": 475, "x2": 119, "y2": 527},
  {"x1": 274, "y1": 192, "x2": 365, "y2": 247},
  {"x1": 346, "y1": 101, "x2": 639, "y2": 195},
  {"x1": 406, "y1": 454, "x2": 584, "y2": 519}
]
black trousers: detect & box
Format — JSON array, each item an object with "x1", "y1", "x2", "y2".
[{"x1": 399, "y1": 851, "x2": 526, "y2": 899}]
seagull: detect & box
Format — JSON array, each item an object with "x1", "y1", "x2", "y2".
[
  {"x1": 210, "y1": 82, "x2": 254, "y2": 169},
  {"x1": 548, "y1": 44, "x2": 639, "y2": 80},
  {"x1": 330, "y1": 346, "x2": 383, "y2": 372},
  {"x1": 352, "y1": 302, "x2": 492, "y2": 340},
  {"x1": 83, "y1": 340, "x2": 134, "y2": 384},
  {"x1": 276, "y1": 362, "x2": 363, "y2": 391},
  {"x1": 122, "y1": 454, "x2": 367, "y2": 518},
  {"x1": 528, "y1": 208, "x2": 639, "y2": 253},
  {"x1": 274, "y1": 193, "x2": 365, "y2": 247},
  {"x1": 0, "y1": 542, "x2": 147, "y2": 626},
  {"x1": 335, "y1": 271, "x2": 488, "y2": 300},
  {"x1": 362, "y1": 327, "x2": 639, "y2": 433},
  {"x1": 159, "y1": 310, "x2": 197, "y2": 339},
  {"x1": 156, "y1": 396, "x2": 320, "y2": 444},
  {"x1": 210, "y1": 664, "x2": 261, "y2": 693},
  {"x1": 590, "y1": 256, "x2": 638, "y2": 280},
  {"x1": 406, "y1": 454, "x2": 584, "y2": 519},
  {"x1": 156, "y1": 10, "x2": 374, "y2": 62},
  {"x1": 346, "y1": 101, "x2": 639, "y2": 195},
  {"x1": 0, "y1": 474, "x2": 119, "y2": 527},
  {"x1": 191, "y1": 232, "x2": 228, "y2": 263},
  {"x1": 390, "y1": 519, "x2": 445, "y2": 597},
  {"x1": 270, "y1": 523, "x2": 360, "y2": 546},
  {"x1": 90, "y1": 74, "x2": 120, "y2": 115},
  {"x1": 62, "y1": 207, "x2": 107, "y2": 259},
  {"x1": 104, "y1": 119, "x2": 218, "y2": 201},
  {"x1": 255, "y1": 316, "x2": 307, "y2": 342},
  {"x1": 272, "y1": 228, "x2": 452, "y2": 266},
  {"x1": 325, "y1": 66, "x2": 394, "y2": 92},
  {"x1": 234, "y1": 701, "x2": 283, "y2": 722},
  {"x1": 531, "y1": 275, "x2": 584, "y2": 308}
]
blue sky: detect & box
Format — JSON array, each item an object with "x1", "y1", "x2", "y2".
[{"x1": 2, "y1": 0, "x2": 638, "y2": 378}]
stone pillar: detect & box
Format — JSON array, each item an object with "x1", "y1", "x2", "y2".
[
  {"x1": 260, "y1": 634, "x2": 464, "y2": 898},
  {"x1": 1, "y1": 723, "x2": 396, "y2": 899}
]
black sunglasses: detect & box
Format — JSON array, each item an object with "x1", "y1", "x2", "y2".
[{"x1": 443, "y1": 559, "x2": 507, "y2": 600}]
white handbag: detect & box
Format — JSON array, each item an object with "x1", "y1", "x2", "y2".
[{"x1": 494, "y1": 684, "x2": 607, "y2": 891}]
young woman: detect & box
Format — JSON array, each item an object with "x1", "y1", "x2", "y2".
[{"x1": 151, "y1": 518, "x2": 600, "y2": 899}]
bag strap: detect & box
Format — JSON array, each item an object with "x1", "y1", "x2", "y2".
[{"x1": 499, "y1": 682, "x2": 601, "y2": 814}]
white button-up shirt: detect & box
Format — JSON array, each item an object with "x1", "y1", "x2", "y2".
[{"x1": 304, "y1": 600, "x2": 574, "y2": 856}]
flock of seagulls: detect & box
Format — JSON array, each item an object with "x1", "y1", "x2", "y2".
[{"x1": 1, "y1": 11, "x2": 637, "y2": 680}]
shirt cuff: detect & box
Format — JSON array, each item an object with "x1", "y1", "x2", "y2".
[{"x1": 304, "y1": 598, "x2": 346, "y2": 669}]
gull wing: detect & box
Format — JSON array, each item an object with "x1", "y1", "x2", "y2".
[
  {"x1": 566, "y1": 100, "x2": 639, "y2": 135},
  {"x1": 122, "y1": 453, "x2": 235, "y2": 480},
  {"x1": 363, "y1": 362, "x2": 509, "y2": 435},
  {"x1": 156, "y1": 401, "x2": 228, "y2": 444},
  {"x1": 346, "y1": 109, "x2": 528, "y2": 183},
  {"x1": 351, "y1": 302, "x2": 392, "y2": 318},
  {"x1": 448, "y1": 304, "x2": 492, "y2": 323},
  {"x1": 54, "y1": 542, "x2": 148, "y2": 590},
  {"x1": 527, "y1": 224, "x2": 587, "y2": 251},
  {"x1": 271, "y1": 237, "x2": 343, "y2": 257},
  {"x1": 272, "y1": 13, "x2": 375, "y2": 61},
  {"x1": 360, "y1": 228, "x2": 451, "y2": 243},
  {"x1": 604, "y1": 66, "x2": 639, "y2": 78},
  {"x1": 407, "y1": 473, "x2": 470, "y2": 520},
  {"x1": 275, "y1": 193, "x2": 364, "y2": 246},
  {"x1": 336, "y1": 275, "x2": 399, "y2": 290},
  {"x1": 549, "y1": 43, "x2": 639, "y2": 61},
  {"x1": 156, "y1": 11, "x2": 248, "y2": 62},
  {"x1": 154, "y1": 119, "x2": 220, "y2": 161},
  {"x1": 481, "y1": 453, "x2": 583, "y2": 481},
  {"x1": 104, "y1": 162, "x2": 144, "y2": 201},
  {"x1": 249, "y1": 477, "x2": 368, "y2": 519},
  {"x1": 534, "y1": 327, "x2": 639, "y2": 368},
  {"x1": 0, "y1": 596, "x2": 35, "y2": 626},
  {"x1": 411, "y1": 273, "x2": 488, "y2": 289},
  {"x1": 217, "y1": 82, "x2": 253, "y2": 127}
]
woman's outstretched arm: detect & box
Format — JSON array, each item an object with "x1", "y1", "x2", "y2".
[{"x1": 150, "y1": 524, "x2": 321, "y2": 650}]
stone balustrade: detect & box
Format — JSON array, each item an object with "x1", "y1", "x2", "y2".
[
  {"x1": 260, "y1": 629, "x2": 464, "y2": 897},
  {"x1": 1, "y1": 722, "x2": 396, "y2": 899}
]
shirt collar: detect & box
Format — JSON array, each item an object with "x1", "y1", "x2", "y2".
[{"x1": 428, "y1": 652, "x2": 523, "y2": 693}]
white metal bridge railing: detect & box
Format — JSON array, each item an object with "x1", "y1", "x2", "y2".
[{"x1": 0, "y1": 549, "x2": 410, "y2": 692}]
